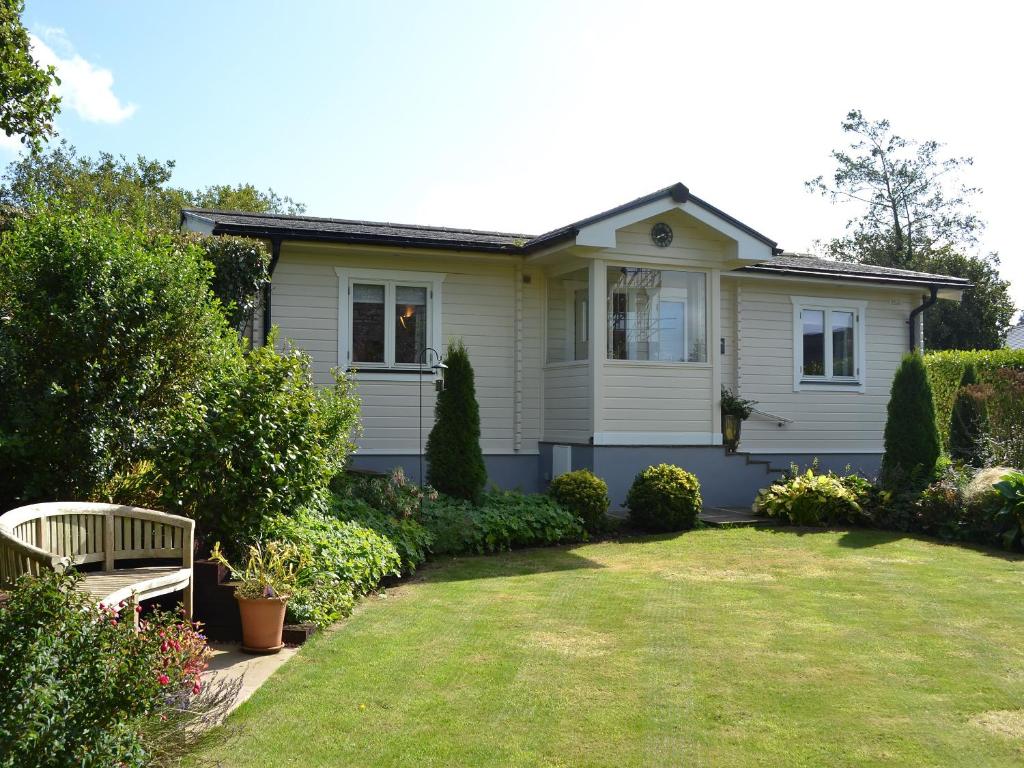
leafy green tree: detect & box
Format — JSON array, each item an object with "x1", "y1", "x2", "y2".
[
  {"x1": 0, "y1": 204, "x2": 234, "y2": 506},
  {"x1": 1, "y1": 1, "x2": 61, "y2": 149},
  {"x1": 949, "y1": 363, "x2": 988, "y2": 467},
  {"x1": 425, "y1": 339, "x2": 487, "y2": 502},
  {"x1": 881, "y1": 353, "x2": 941, "y2": 489},
  {"x1": 0, "y1": 141, "x2": 305, "y2": 231},
  {"x1": 808, "y1": 110, "x2": 1015, "y2": 350}
]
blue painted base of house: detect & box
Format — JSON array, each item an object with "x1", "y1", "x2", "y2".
[{"x1": 349, "y1": 447, "x2": 881, "y2": 510}]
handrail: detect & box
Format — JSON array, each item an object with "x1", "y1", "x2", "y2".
[{"x1": 749, "y1": 407, "x2": 794, "y2": 427}]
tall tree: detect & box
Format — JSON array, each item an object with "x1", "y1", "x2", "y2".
[
  {"x1": 881, "y1": 353, "x2": 940, "y2": 490},
  {"x1": 1, "y1": 1, "x2": 60, "y2": 149},
  {"x1": 0, "y1": 141, "x2": 305, "y2": 231},
  {"x1": 808, "y1": 110, "x2": 1015, "y2": 349}
]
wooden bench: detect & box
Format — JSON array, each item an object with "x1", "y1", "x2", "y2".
[{"x1": 0, "y1": 502, "x2": 195, "y2": 616}]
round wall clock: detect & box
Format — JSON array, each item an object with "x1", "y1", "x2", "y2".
[{"x1": 651, "y1": 222, "x2": 673, "y2": 247}]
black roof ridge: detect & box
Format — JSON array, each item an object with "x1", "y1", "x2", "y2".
[{"x1": 181, "y1": 207, "x2": 536, "y2": 240}]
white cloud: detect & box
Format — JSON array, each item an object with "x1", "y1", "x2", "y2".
[{"x1": 29, "y1": 30, "x2": 135, "y2": 125}]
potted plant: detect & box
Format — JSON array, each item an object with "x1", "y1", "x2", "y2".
[
  {"x1": 209, "y1": 540, "x2": 299, "y2": 654},
  {"x1": 720, "y1": 386, "x2": 757, "y2": 454}
]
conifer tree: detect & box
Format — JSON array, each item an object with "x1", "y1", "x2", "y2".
[
  {"x1": 425, "y1": 339, "x2": 487, "y2": 502},
  {"x1": 949, "y1": 363, "x2": 988, "y2": 467},
  {"x1": 881, "y1": 353, "x2": 941, "y2": 489}
]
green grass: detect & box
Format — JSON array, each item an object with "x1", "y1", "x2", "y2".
[{"x1": 202, "y1": 528, "x2": 1024, "y2": 767}]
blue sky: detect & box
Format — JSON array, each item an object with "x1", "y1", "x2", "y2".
[{"x1": 11, "y1": 1, "x2": 1023, "y2": 312}]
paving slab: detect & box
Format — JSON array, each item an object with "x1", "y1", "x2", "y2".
[{"x1": 206, "y1": 642, "x2": 298, "y2": 715}]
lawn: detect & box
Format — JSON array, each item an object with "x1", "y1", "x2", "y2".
[{"x1": 201, "y1": 528, "x2": 1024, "y2": 767}]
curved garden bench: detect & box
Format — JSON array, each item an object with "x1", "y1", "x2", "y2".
[{"x1": 0, "y1": 502, "x2": 194, "y2": 616}]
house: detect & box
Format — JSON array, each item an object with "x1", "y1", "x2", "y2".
[
  {"x1": 1007, "y1": 319, "x2": 1024, "y2": 350},
  {"x1": 182, "y1": 183, "x2": 969, "y2": 508}
]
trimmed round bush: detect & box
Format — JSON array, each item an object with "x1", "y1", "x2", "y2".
[
  {"x1": 548, "y1": 470, "x2": 609, "y2": 534},
  {"x1": 626, "y1": 464, "x2": 702, "y2": 532}
]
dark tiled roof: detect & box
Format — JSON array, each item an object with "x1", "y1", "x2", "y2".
[
  {"x1": 182, "y1": 186, "x2": 966, "y2": 289},
  {"x1": 740, "y1": 253, "x2": 971, "y2": 289},
  {"x1": 181, "y1": 209, "x2": 533, "y2": 253}
]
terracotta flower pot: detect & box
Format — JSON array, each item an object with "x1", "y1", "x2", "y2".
[{"x1": 236, "y1": 595, "x2": 287, "y2": 653}]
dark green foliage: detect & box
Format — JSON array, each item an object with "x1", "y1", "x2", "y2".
[
  {"x1": 625, "y1": 464, "x2": 702, "y2": 532},
  {"x1": 912, "y1": 463, "x2": 972, "y2": 538},
  {"x1": 193, "y1": 234, "x2": 270, "y2": 330},
  {"x1": 263, "y1": 509, "x2": 401, "y2": 626},
  {"x1": 337, "y1": 467, "x2": 437, "y2": 521},
  {"x1": 0, "y1": 1, "x2": 61, "y2": 149},
  {"x1": 548, "y1": 470, "x2": 610, "y2": 534},
  {"x1": 157, "y1": 335, "x2": 360, "y2": 557},
  {"x1": 881, "y1": 354, "x2": 941, "y2": 490},
  {"x1": 421, "y1": 491, "x2": 585, "y2": 555},
  {"x1": 949, "y1": 363, "x2": 987, "y2": 467},
  {"x1": 720, "y1": 386, "x2": 757, "y2": 419},
  {"x1": 994, "y1": 472, "x2": 1024, "y2": 551},
  {"x1": 425, "y1": 339, "x2": 487, "y2": 502},
  {"x1": 0, "y1": 206, "x2": 232, "y2": 507},
  {"x1": 331, "y1": 494, "x2": 434, "y2": 574}
]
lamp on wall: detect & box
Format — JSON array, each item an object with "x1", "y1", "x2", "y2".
[{"x1": 418, "y1": 346, "x2": 446, "y2": 491}]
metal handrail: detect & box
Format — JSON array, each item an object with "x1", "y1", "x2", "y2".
[{"x1": 749, "y1": 407, "x2": 794, "y2": 426}]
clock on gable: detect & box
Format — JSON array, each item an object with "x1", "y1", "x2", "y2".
[{"x1": 651, "y1": 222, "x2": 673, "y2": 247}]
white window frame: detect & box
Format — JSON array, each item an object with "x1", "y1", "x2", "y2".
[
  {"x1": 336, "y1": 267, "x2": 445, "y2": 376},
  {"x1": 564, "y1": 280, "x2": 589, "y2": 361},
  {"x1": 791, "y1": 296, "x2": 867, "y2": 393}
]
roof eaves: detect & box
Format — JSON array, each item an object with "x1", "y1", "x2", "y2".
[{"x1": 739, "y1": 264, "x2": 971, "y2": 290}]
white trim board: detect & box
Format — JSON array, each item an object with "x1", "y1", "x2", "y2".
[
  {"x1": 593, "y1": 432, "x2": 723, "y2": 446},
  {"x1": 354, "y1": 448, "x2": 540, "y2": 456}
]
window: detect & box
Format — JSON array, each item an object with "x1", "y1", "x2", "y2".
[
  {"x1": 606, "y1": 267, "x2": 707, "y2": 362},
  {"x1": 339, "y1": 269, "x2": 443, "y2": 371},
  {"x1": 791, "y1": 297, "x2": 866, "y2": 390},
  {"x1": 546, "y1": 268, "x2": 589, "y2": 363}
]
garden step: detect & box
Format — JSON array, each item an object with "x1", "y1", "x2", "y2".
[{"x1": 699, "y1": 507, "x2": 770, "y2": 527}]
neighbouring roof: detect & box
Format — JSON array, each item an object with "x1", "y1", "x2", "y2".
[
  {"x1": 181, "y1": 184, "x2": 967, "y2": 290},
  {"x1": 1007, "y1": 320, "x2": 1024, "y2": 350},
  {"x1": 739, "y1": 253, "x2": 971, "y2": 290}
]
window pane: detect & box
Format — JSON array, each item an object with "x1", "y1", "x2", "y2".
[
  {"x1": 802, "y1": 309, "x2": 825, "y2": 376},
  {"x1": 546, "y1": 268, "x2": 588, "y2": 363},
  {"x1": 832, "y1": 310, "x2": 855, "y2": 377},
  {"x1": 606, "y1": 268, "x2": 706, "y2": 362},
  {"x1": 352, "y1": 283, "x2": 385, "y2": 363},
  {"x1": 394, "y1": 285, "x2": 427, "y2": 365},
  {"x1": 573, "y1": 288, "x2": 588, "y2": 361}
]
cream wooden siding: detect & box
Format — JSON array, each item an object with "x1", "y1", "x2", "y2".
[
  {"x1": 720, "y1": 279, "x2": 737, "y2": 390},
  {"x1": 614, "y1": 212, "x2": 730, "y2": 268},
  {"x1": 737, "y1": 279, "x2": 914, "y2": 453},
  {"x1": 600, "y1": 363, "x2": 713, "y2": 434},
  {"x1": 542, "y1": 363, "x2": 592, "y2": 443},
  {"x1": 269, "y1": 244, "x2": 540, "y2": 455}
]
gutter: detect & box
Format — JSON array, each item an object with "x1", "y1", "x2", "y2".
[
  {"x1": 262, "y1": 238, "x2": 282, "y2": 346},
  {"x1": 907, "y1": 285, "x2": 939, "y2": 352}
]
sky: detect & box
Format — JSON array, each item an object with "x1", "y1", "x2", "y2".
[{"x1": 10, "y1": 1, "x2": 1023, "y2": 315}]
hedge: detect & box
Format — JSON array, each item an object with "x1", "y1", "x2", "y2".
[{"x1": 923, "y1": 349, "x2": 1024, "y2": 449}]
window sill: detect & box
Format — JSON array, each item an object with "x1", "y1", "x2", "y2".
[
  {"x1": 346, "y1": 368, "x2": 439, "y2": 382},
  {"x1": 543, "y1": 360, "x2": 590, "y2": 370},
  {"x1": 794, "y1": 379, "x2": 865, "y2": 393},
  {"x1": 605, "y1": 359, "x2": 712, "y2": 369}
]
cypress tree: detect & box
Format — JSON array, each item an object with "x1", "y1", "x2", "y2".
[
  {"x1": 949, "y1": 363, "x2": 988, "y2": 467},
  {"x1": 425, "y1": 339, "x2": 487, "y2": 502},
  {"x1": 881, "y1": 353, "x2": 941, "y2": 489}
]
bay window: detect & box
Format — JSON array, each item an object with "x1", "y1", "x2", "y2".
[
  {"x1": 791, "y1": 296, "x2": 866, "y2": 390},
  {"x1": 606, "y1": 267, "x2": 707, "y2": 363}
]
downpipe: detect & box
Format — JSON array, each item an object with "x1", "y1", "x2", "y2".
[{"x1": 907, "y1": 285, "x2": 938, "y2": 352}]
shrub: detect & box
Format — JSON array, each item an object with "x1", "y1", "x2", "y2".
[
  {"x1": 421, "y1": 491, "x2": 585, "y2": 555},
  {"x1": 964, "y1": 466, "x2": 1016, "y2": 517},
  {"x1": 626, "y1": 464, "x2": 702, "y2": 532},
  {"x1": 994, "y1": 471, "x2": 1024, "y2": 550},
  {"x1": 331, "y1": 494, "x2": 433, "y2": 574},
  {"x1": 425, "y1": 339, "x2": 487, "y2": 502},
  {"x1": 0, "y1": 570, "x2": 212, "y2": 768},
  {"x1": 262, "y1": 509, "x2": 400, "y2": 626},
  {"x1": 923, "y1": 348, "x2": 1024, "y2": 448},
  {"x1": 158, "y1": 335, "x2": 361, "y2": 556},
  {"x1": 881, "y1": 353, "x2": 941, "y2": 490},
  {"x1": 0, "y1": 205, "x2": 232, "y2": 508},
  {"x1": 193, "y1": 233, "x2": 270, "y2": 330},
  {"x1": 338, "y1": 467, "x2": 438, "y2": 520},
  {"x1": 948, "y1": 363, "x2": 988, "y2": 467},
  {"x1": 754, "y1": 467, "x2": 861, "y2": 526},
  {"x1": 982, "y1": 370, "x2": 1024, "y2": 469},
  {"x1": 548, "y1": 470, "x2": 610, "y2": 534},
  {"x1": 913, "y1": 463, "x2": 971, "y2": 538}
]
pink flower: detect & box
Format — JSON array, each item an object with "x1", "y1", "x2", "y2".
[
  {"x1": 135, "y1": 605, "x2": 142, "y2": 614},
  {"x1": 192, "y1": 683, "x2": 201, "y2": 695},
  {"x1": 158, "y1": 674, "x2": 170, "y2": 686}
]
